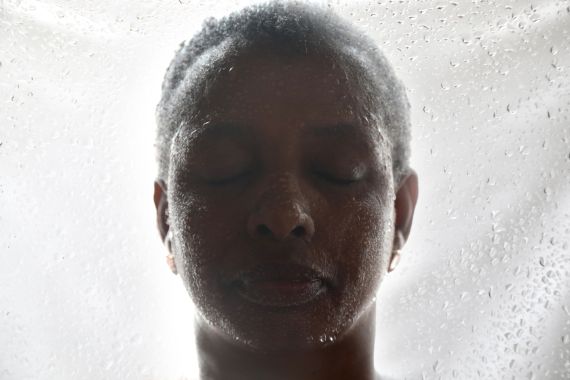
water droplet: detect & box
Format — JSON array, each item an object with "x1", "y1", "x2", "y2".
[{"x1": 432, "y1": 359, "x2": 439, "y2": 372}]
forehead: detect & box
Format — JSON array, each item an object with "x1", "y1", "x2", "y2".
[{"x1": 192, "y1": 46, "x2": 378, "y2": 130}]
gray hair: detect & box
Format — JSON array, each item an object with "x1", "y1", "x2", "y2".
[{"x1": 156, "y1": 1, "x2": 411, "y2": 184}]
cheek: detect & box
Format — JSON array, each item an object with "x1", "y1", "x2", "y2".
[
  {"x1": 168, "y1": 181, "x2": 246, "y2": 296},
  {"x1": 334, "y1": 192, "x2": 394, "y2": 302},
  {"x1": 168, "y1": 185, "x2": 220, "y2": 292}
]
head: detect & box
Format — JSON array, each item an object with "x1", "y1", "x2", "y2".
[{"x1": 153, "y1": 1, "x2": 418, "y2": 352}]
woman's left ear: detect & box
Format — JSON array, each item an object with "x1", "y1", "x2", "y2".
[{"x1": 389, "y1": 169, "x2": 419, "y2": 272}]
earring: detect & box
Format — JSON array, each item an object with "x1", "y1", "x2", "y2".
[
  {"x1": 388, "y1": 230, "x2": 405, "y2": 272},
  {"x1": 165, "y1": 231, "x2": 178, "y2": 275},
  {"x1": 166, "y1": 254, "x2": 178, "y2": 275},
  {"x1": 388, "y1": 249, "x2": 401, "y2": 272}
]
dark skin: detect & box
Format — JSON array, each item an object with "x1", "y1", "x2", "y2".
[{"x1": 154, "y1": 47, "x2": 418, "y2": 380}]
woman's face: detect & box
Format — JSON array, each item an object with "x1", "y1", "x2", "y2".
[{"x1": 165, "y1": 49, "x2": 396, "y2": 351}]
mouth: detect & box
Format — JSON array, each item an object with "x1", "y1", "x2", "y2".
[{"x1": 231, "y1": 263, "x2": 329, "y2": 308}]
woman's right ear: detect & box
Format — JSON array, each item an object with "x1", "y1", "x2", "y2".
[{"x1": 153, "y1": 179, "x2": 169, "y2": 242}]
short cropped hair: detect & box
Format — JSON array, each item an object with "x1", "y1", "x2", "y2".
[{"x1": 156, "y1": 1, "x2": 411, "y2": 184}]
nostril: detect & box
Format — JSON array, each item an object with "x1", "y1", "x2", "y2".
[
  {"x1": 257, "y1": 224, "x2": 272, "y2": 236},
  {"x1": 292, "y1": 225, "x2": 305, "y2": 238}
]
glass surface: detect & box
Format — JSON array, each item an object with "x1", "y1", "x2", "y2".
[{"x1": 1, "y1": 0, "x2": 569, "y2": 379}]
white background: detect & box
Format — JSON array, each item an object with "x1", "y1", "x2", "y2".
[{"x1": 1, "y1": 0, "x2": 569, "y2": 379}]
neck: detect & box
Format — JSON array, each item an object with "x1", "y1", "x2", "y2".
[{"x1": 194, "y1": 304, "x2": 377, "y2": 380}]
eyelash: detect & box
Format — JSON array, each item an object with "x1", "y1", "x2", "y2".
[
  {"x1": 314, "y1": 171, "x2": 360, "y2": 186},
  {"x1": 205, "y1": 171, "x2": 252, "y2": 186}
]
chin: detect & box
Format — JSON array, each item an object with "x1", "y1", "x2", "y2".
[{"x1": 194, "y1": 282, "x2": 371, "y2": 352}]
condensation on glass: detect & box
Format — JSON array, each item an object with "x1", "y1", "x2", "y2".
[{"x1": 1, "y1": 1, "x2": 568, "y2": 379}]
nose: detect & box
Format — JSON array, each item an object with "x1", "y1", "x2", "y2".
[{"x1": 246, "y1": 175, "x2": 315, "y2": 243}]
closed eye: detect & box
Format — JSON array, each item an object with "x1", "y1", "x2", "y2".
[
  {"x1": 314, "y1": 170, "x2": 361, "y2": 185},
  {"x1": 205, "y1": 170, "x2": 252, "y2": 186}
]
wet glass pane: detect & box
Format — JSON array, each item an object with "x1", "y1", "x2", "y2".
[{"x1": 1, "y1": 1, "x2": 568, "y2": 379}]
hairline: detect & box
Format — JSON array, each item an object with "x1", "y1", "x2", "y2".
[{"x1": 156, "y1": 5, "x2": 411, "y2": 185}]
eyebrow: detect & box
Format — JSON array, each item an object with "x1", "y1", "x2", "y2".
[
  {"x1": 190, "y1": 121, "x2": 366, "y2": 143},
  {"x1": 303, "y1": 122, "x2": 368, "y2": 141},
  {"x1": 189, "y1": 122, "x2": 251, "y2": 143}
]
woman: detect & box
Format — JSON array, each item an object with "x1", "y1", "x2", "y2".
[{"x1": 153, "y1": 2, "x2": 418, "y2": 379}]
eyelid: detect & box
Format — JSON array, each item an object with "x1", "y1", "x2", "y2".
[
  {"x1": 313, "y1": 159, "x2": 368, "y2": 183},
  {"x1": 313, "y1": 170, "x2": 363, "y2": 185},
  {"x1": 204, "y1": 169, "x2": 252, "y2": 186}
]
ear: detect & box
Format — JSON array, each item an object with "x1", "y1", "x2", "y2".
[
  {"x1": 394, "y1": 169, "x2": 419, "y2": 243},
  {"x1": 389, "y1": 169, "x2": 419, "y2": 272},
  {"x1": 153, "y1": 179, "x2": 169, "y2": 243}
]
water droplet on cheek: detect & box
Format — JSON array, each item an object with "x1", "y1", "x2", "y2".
[{"x1": 316, "y1": 333, "x2": 337, "y2": 345}]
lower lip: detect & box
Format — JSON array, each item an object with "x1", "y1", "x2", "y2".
[{"x1": 235, "y1": 279, "x2": 325, "y2": 308}]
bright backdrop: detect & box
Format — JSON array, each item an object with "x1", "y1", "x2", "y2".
[{"x1": 1, "y1": 1, "x2": 569, "y2": 379}]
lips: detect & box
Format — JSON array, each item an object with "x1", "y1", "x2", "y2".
[{"x1": 231, "y1": 263, "x2": 328, "y2": 308}]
